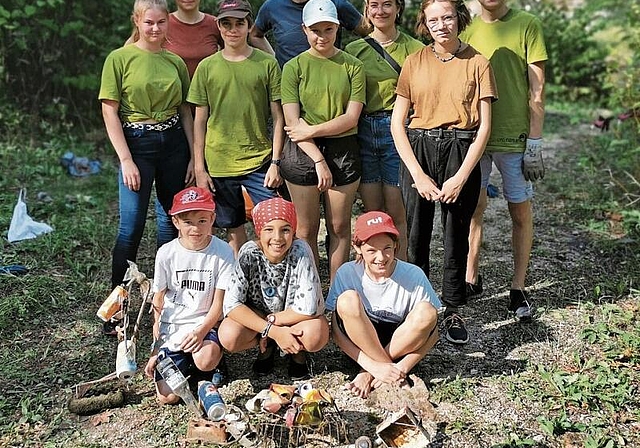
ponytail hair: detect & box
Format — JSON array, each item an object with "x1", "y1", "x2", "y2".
[{"x1": 128, "y1": 0, "x2": 169, "y2": 43}]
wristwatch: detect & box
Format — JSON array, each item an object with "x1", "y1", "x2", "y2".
[{"x1": 270, "y1": 159, "x2": 281, "y2": 166}]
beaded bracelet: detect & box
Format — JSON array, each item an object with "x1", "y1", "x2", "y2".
[{"x1": 314, "y1": 159, "x2": 325, "y2": 164}]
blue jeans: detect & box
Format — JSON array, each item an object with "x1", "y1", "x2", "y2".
[
  {"x1": 357, "y1": 113, "x2": 401, "y2": 186},
  {"x1": 401, "y1": 129, "x2": 481, "y2": 308},
  {"x1": 111, "y1": 124, "x2": 189, "y2": 287}
]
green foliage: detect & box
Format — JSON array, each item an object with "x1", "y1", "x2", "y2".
[
  {"x1": 512, "y1": 300, "x2": 640, "y2": 445},
  {"x1": 0, "y1": 0, "x2": 133, "y2": 132},
  {"x1": 517, "y1": 0, "x2": 608, "y2": 103}
]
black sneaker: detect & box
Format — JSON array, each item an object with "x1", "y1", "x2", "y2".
[
  {"x1": 466, "y1": 275, "x2": 483, "y2": 300},
  {"x1": 442, "y1": 313, "x2": 469, "y2": 344},
  {"x1": 288, "y1": 352, "x2": 310, "y2": 381},
  {"x1": 509, "y1": 289, "x2": 533, "y2": 322},
  {"x1": 252, "y1": 341, "x2": 276, "y2": 376}
]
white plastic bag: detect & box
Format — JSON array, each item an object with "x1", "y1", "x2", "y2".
[{"x1": 7, "y1": 189, "x2": 54, "y2": 242}]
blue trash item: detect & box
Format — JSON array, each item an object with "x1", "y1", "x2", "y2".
[
  {"x1": 0, "y1": 265, "x2": 28, "y2": 275},
  {"x1": 487, "y1": 184, "x2": 499, "y2": 198},
  {"x1": 60, "y1": 151, "x2": 102, "y2": 177}
]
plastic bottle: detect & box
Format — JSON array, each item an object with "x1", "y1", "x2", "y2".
[
  {"x1": 198, "y1": 380, "x2": 226, "y2": 421},
  {"x1": 156, "y1": 354, "x2": 202, "y2": 417}
]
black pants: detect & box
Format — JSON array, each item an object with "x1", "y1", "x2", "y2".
[{"x1": 401, "y1": 129, "x2": 481, "y2": 309}]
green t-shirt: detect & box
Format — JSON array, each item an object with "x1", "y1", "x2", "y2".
[
  {"x1": 461, "y1": 9, "x2": 547, "y2": 152},
  {"x1": 99, "y1": 45, "x2": 190, "y2": 123},
  {"x1": 281, "y1": 50, "x2": 366, "y2": 138},
  {"x1": 187, "y1": 49, "x2": 281, "y2": 177},
  {"x1": 345, "y1": 33, "x2": 424, "y2": 115}
]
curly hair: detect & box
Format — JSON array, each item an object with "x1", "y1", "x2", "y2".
[{"x1": 415, "y1": 0, "x2": 471, "y2": 42}]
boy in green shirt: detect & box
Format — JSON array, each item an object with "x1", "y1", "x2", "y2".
[{"x1": 188, "y1": 0, "x2": 285, "y2": 255}]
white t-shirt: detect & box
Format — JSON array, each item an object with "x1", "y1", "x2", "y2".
[
  {"x1": 223, "y1": 239, "x2": 323, "y2": 317},
  {"x1": 153, "y1": 236, "x2": 235, "y2": 351},
  {"x1": 326, "y1": 260, "x2": 441, "y2": 324}
]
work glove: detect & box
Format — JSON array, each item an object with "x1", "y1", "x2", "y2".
[{"x1": 523, "y1": 138, "x2": 545, "y2": 181}]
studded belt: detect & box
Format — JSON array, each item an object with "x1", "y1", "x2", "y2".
[
  {"x1": 411, "y1": 128, "x2": 477, "y2": 140},
  {"x1": 122, "y1": 115, "x2": 180, "y2": 132}
]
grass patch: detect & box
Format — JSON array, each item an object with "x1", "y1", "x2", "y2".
[{"x1": 1, "y1": 112, "x2": 640, "y2": 446}]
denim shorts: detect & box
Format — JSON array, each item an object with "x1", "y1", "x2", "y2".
[
  {"x1": 357, "y1": 113, "x2": 401, "y2": 186},
  {"x1": 280, "y1": 135, "x2": 361, "y2": 187},
  {"x1": 154, "y1": 328, "x2": 220, "y2": 382},
  {"x1": 479, "y1": 152, "x2": 533, "y2": 203},
  {"x1": 211, "y1": 163, "x2": 277, "y2": 228}
]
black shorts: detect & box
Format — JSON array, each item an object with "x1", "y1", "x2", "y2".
[
  {"x1": 334, "y1": 309, "x2": 400, "y2": 349},
  {"x1": 280, "y1": 135, "x2": 361, "y2": 187}
]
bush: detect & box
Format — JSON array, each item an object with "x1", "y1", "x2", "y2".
[{"x1": 517, "y1": 0, "x2": 609, "y2": 103}]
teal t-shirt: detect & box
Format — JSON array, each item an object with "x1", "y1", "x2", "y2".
[
  {"x1": 187, "y1": 49, "x2": 281, "y2": 177},
  {"x1": 345, "y1": 33, "x2": 424, "y2": 114},
  {"x1": 99, "y1": 45, "x2": 190, "y2": 123},
  {"x1": 461, "y1": 9, "x2": 547, "y2": 152},
  {"x1": 281, "y1": 50, "x2": 366, "y2": 138}
]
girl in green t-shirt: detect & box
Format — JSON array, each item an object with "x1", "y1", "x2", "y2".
[
  {"x1": 99, "y1": 0, "x2": 194, "y2": 297},
  {"x1": 345, "y1": 0, "x2": 424, "y2": 262},
  {"x1": 279, "y1": 0, "x2": 366, "y2": 281}
]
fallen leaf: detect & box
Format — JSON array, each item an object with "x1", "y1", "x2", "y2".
[{"x1": 90, "y1": 411, "x2": 112, "y2": 426}]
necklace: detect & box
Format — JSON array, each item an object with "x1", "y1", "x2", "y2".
[
  {"x1": 431, "y1": 40, "x2": 462, "y2": 62},
  {"x1": 371, "y1": 30, "x2": 399, "y2": 46}
]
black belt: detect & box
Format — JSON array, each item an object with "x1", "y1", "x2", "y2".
[
  {"x1": 411, "y1": 128, "x2": 477, "y2": 140},
  {"x1": 364, "y1": 110, "x2": 393, "y2": 118}
]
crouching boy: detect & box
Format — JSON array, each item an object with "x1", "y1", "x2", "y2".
[
  {"x1": 144, "y1": 187, "x2": 235, "y2": 404},
  {"x1": 326, "y1": 211, "x2": 441, "y2": 398}
]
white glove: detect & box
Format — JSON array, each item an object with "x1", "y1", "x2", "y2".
[{"x1": 523, "y1": 138, "x2": 545, "y2": 181}]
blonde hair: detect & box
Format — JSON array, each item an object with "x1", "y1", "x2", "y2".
[
  {"x1": 415, "y1": 0, "x2": 471, "y2": 41},
  {"x1": 362, "y1": 0, "x2": 405, "y2": 33},
  {"x1": 128, "y1": 0, "x2": 170, "y2": 43}
]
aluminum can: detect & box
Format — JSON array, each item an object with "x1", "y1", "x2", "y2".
[
  {"x1": 97, "y1": 285, "x2": 126, "y2": 321},
  {"x1": 198, "y1": 381, "x2": 226, "y2": 421}
]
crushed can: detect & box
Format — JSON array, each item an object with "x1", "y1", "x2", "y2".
[{"x1": 97, "y1": 285, "x2": 126, "y2": 322}]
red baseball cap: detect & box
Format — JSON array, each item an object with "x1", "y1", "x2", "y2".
[
  {"x1": 353, "y1": 211, "x2": 399, "y2": 243},
  {"x1": 169, "y1": 187, "x2": 215, "y2": 216}
]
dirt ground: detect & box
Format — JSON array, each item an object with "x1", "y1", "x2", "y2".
[{"x1": 5, "y1": 123, "x2": 635, "y2": 447}]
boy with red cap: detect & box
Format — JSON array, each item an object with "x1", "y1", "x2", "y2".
[
  {"x1": 144, "y1": 187, "x2": 235, "y2": 405},
  {"x1": 218, "y1": 197, "x2": 329, "y2": 380},
  {"x1": 326, "y1": 211, "x2": 441, "y2": 398}
]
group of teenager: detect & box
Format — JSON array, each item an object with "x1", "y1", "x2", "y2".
[{"x1": 98, "y1": 0, "x2": 547, "y2": 403}]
